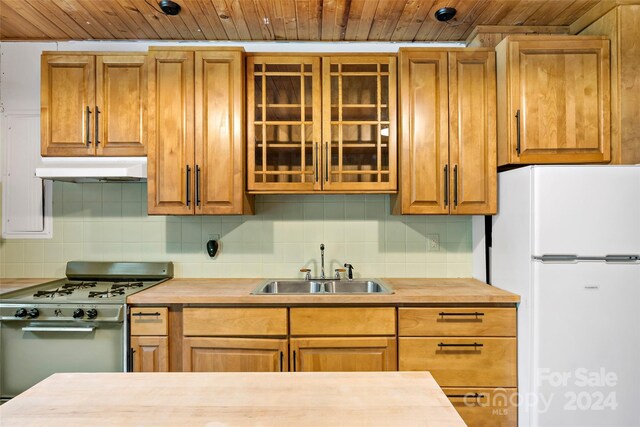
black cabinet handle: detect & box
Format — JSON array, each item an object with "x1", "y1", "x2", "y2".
[
  {"x1": 439, "y1": 312, "x2": 485, "y2": 318},
  {"x1": 132, "y1": 312, "x2": 161, "y2": 317},
  {"x1": 515, "y1": 109, "x2": 521, "y2": 155},
  {"x1": 453, "y1": 165, "x2": 458, "y2": 208},
  {"x1": 195, "y1": 165, "x2": 201, "y2": 207},
  {"x1": 279, "y1": 351, "x2": 284, "y2": 372},
  {"x1": 324, "y1": 143, "x2": 329, "y2": 182},
  {"x1": 94, "y1": 106, "x2": 100, "y2": 146},
  {"x1": 186, "y1": 165, "x2": 191, "y2": 207},
  {"x1": 293, "y1": 350, "x2": 297, "y2": 372},
  {"x1": 444, "y1": 165, "x2": 449, "y2": 207},
  {"x1": 446, "y1": 393, "x2": 485, "y2": 399},
  {"x1": 128, "y1": 348, "x2": 135, "y2": 372},
  {"x1": 438, "y1": 342, "x2": 483, "y2": 349},
  {"x1": 315, "y1": 142, "x2": 319, "y2": 183},
  {"x1": 85, "y1": 106, "x2": 92, "y2": 146}
]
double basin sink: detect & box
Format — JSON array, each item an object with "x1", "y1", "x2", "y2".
[{"x1": 252, "y1": 279, "x2": 392, "y2": 295}]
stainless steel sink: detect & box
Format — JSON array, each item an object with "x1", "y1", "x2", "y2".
[{"x1": 252, "y1": 279, "x2": 392, "y2": 295}]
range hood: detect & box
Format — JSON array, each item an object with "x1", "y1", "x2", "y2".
[{"x1": 35, "y1": 157, "x2": 147, "y2": 183}]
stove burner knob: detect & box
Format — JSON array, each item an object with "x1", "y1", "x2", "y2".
[
  {"x1": 73, "y1": 308, "x2": 85, "y2": 319},
  {"x1": 86, "y1": 309, "x2": 98, "y2": 319},
  {"x1": 27, "y1": 308, "x2": 40, "y2": 319},
  {"x1": 15, "y1": 308, "x2": 28, "y2": 318}
]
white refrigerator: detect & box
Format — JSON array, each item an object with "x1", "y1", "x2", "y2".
[{"x1": 491, "y1": 166, "x2": 640, "y2": 427}]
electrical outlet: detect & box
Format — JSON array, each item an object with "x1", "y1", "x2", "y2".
[{"x1": 427, "y1": 234, "x2": 440, "y2": 252}]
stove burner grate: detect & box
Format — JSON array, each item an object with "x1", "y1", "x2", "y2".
[
  {"x1": 88, "y1": 288, "x2": 126, "y2": 299},
  {"x1": 61, "y1": 281, "x2": 98, "y2": 290},
  {"x1": 33, "y1": 288, "x2": 73, "y2": 298},
  {"x1": 110, "y1": 282, "x2": 143, "y2": 290}
]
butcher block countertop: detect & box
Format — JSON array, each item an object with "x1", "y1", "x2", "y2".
[
  {"x1": 0, "y1": 372, "x2": 466, "y2": 427},
  {"x1": 0, "y1": 278, "x2": 55, "y2": 295},
  {"x1": 127, "y1": 277, "x2": 519, "y2": 305}
]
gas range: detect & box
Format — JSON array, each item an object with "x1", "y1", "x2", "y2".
[
  {"x1": 0, "y1": 261, "x2": 173, "y2": 322},
  {"x1": 0, "y1": 261, "x2": 173, "y2": 400}
]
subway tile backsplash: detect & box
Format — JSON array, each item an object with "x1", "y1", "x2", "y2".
[{"x1": 0, "y1": 183, "x2": 472, "y2": 278}]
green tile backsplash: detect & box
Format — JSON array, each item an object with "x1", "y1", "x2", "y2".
[{"x1": 0, "y1": 182, "x2": 472, "y2": 278}]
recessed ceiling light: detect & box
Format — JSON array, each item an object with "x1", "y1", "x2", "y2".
[
  {"x1": 158, "y1": 0, "x2": 181, "y2": 16},
  {"x1": 435, "y1": 7, "x2": 457, "y2": 22}
]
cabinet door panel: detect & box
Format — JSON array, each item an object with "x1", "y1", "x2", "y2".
[
  {"x1": 323, "y1": 57, "x2": 397, "y2": 192},
  {"x1": 131, "y1": 336, "x2": 169, "y2": 372},
  {"x1": 506, "y1": 38, "x2": 610, "y2": 164},
  {"x1": 291, "y1": 337, "x2": 397, "y2": 372},
  {"x1": 183, "y1": 337, "x2": 287, "y2": 372},
  {"x1": 443, "y1": 387, "x2": 517, "y2": 427},
  {"x1": 41, "y1": 54, "x2": 95, "y2": 156},
  {"x1": 195, "y1": 51, "x2": 245, "y2": 214},
  {"x1": 399, "y1": 337, "x2": 516, "y2": 387},
  {"x1": 449, "y1": 51, "x2": 497, "y2": 214},
  {"x1": 395, "y1": 51, "x2": 449, "y2": 214},
  {"x1": 247, "y1": 56, "x2": 321, "y2": 192},
  {"x1": 95, "y1": 55, "x2": 147, "y2": 156},
  {"x1": 147, "y1": 51, "x2": 194, "y2": 215},
  {"x1": 398, "y1": 307, "x2": 516, "y2": 337}
]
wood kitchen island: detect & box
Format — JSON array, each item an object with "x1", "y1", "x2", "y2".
[{"x1": 0, "y1": 371, "x2": 466, "y2": 426}]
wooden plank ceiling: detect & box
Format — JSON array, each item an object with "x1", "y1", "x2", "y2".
[{"x1": 0, "y1": 0, "x2": 605, "y2": 42}]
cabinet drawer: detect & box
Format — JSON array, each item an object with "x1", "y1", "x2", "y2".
[
  {"x1": 442, "y1": 387, "x2": 517, "y2": 427},
  {"x1": 398, "y1": 307, "x2": 516, "y2": 337},
  {"x1": 183, "y1": 308, "x2": 287, "y2": 337},
  {"x1": 399, "y1": 337, "x2": 516, "y2": 387},
  {"x1": 130, "y1": 307, "x2": 168, "y2": 336},
  {"x1": 289, "y1": 308, "x2": 395, "y2": 336}
]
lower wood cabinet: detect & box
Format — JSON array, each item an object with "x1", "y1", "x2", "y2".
[
  {"x1": 183, "y1": 337, "x2": 287, "y2": 372},
  {"x1": 398, "y1": 307, "x2": 517, "y2": 427},
  {"x1": 130, "y1": 336, "x2": 169, "y2": 372},
  {"x1": 290, "y1": 337, "x2": 397, "y2": 372},
  {"x1": 129, "y1": 307, "x2": 169, "y2": 372},
  {"x1": 443, "y1": 387, "x2": 517, "y2": 427},
  {"x1": 398, "y1": 337, "x2": 516, "y2": 387},
  {"x1": 130, "y1": 303, "x2": 517, "y2": 426}
]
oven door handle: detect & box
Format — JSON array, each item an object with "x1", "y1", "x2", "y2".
[{"x1": 22, "y1": 326, "x2": 96, "y2": 332}]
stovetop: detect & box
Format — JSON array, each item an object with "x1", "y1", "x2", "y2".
[
  {"x1": 16, "y1": 279, "x2": 158, "y2": 304},
  {"x1": 0, "y1": 261, "x2": 173, "y2": 322}
]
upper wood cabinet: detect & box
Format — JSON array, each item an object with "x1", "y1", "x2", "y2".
[
  {"x1": 147, "y1": 48, "x2": 253, "y2": 215},
  {"x1": 247, "y1": 54, "x2": 397, "y2": 193},
  {"x1": 41, "y1": 53, "x2": 147, "y2": 157},
  {"x1": 495, "y1": 35, "x2": 611, "y2": 166},
  {"x1": 393, "y1": 49, "x2": 496, "y2": 215}
]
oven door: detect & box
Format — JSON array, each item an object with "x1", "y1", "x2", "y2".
[{"x1": 0, "y1": 321, "x2": 124, "y2": 399}]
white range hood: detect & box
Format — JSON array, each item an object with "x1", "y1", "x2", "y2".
[{"x1": 35, "y1": 157, "x2": 147, "y2": 183}]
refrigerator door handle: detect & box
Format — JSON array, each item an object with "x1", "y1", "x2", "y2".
[
  {"x1": 534, "y1": 254, "x2": 640, "y2": 263},
  {"x1": 601, "y1": 255, "x2": 639, "y2": 263},
  {"x1": 533, "y1": 254, "x2": 578, "y2": 262}
]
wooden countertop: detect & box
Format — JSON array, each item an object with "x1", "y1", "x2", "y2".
[
  {"x1": 127, "y1": 277, "x2": 519, "y2": 305},
  {"x1": 0, "y1": 278, "x2": 55, "y2": 295},
  {"x1": 0, "y1": 372, "x2": 465, "y2": 427}
]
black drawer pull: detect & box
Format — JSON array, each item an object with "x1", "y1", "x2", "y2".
[
  {"x1": 132, "y1": 312, "x2": 161, "y2": 317},
  {"x1": 439, "y1": 312, "x2": 484, "y2": 317},
  {"x1": 438, "y1": 342, "x2": 483, "y2": 348},
  {"x1": 446, "y1": 393, "x2": 485, "y2": 399}
]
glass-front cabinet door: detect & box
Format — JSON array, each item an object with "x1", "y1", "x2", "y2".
[
  {"x1": 247, "y1": 56, "x2": 321, "y2": 192},
  {"x1": 247, "y1": 54, "x2": 396, "y2": 193},
  {"x1": 322, "y1": 56, "x2": 397, "y2": 192}
]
